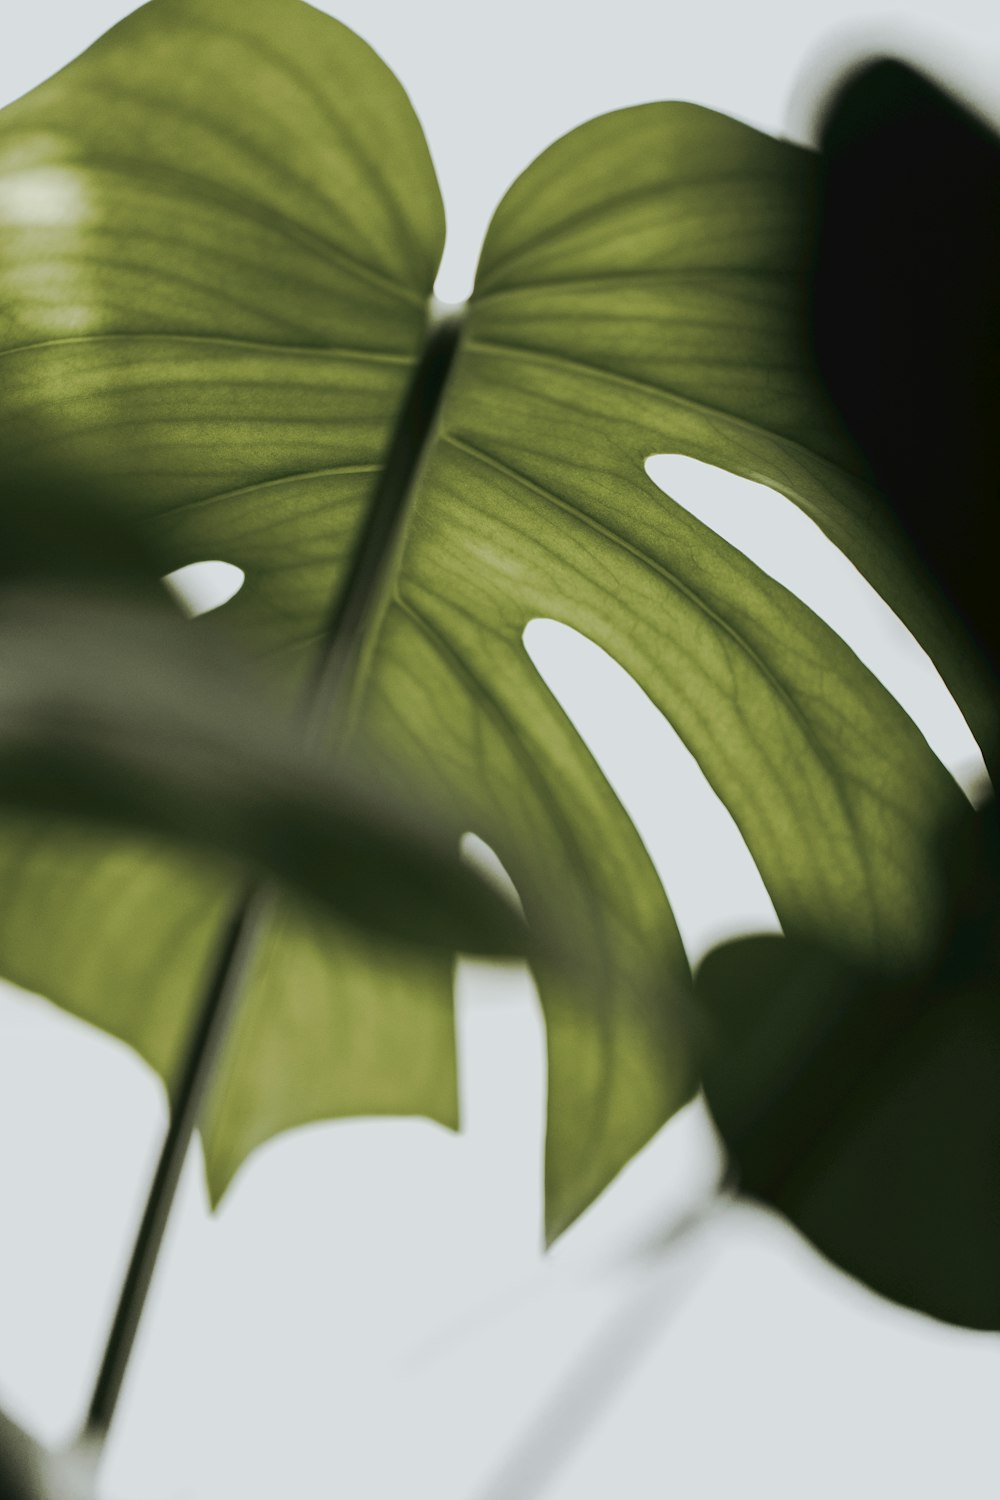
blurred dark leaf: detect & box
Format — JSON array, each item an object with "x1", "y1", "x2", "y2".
[
  {"x1": 693, "y1": 55, "x2": 1000, "y2": 1331},
  {"x1": 697, "y1": 799, "x2": 1000, "y2": 1329},
  {"x1": 0, "y1": 467, "x2": 160, "y2": 599},
  {"x1": 0, "y1": 467, "x2": 523, "y2": 957},
  {"x1": 0, "y1": 583, "x2": 526, "y2": 957},
  {"x1": 0, "y1": 1407, "x2": 97, "y2": 1500},
  {"x1": 0, "y1": 1407, "x2": 45, "y2": 1500},
  {"x1": 810, "y1": 58, "x2": 1000, "y2": 761}
]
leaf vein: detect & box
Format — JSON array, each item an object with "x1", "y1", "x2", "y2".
[{"x1": 442, "y1": 429, "x2": 879, "y2": 921}]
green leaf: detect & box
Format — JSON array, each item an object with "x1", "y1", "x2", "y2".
[
  {"x1": 696, "y1": 801, "x2": 1000, "y2": 1329},
  {"x1": 0, "y1": 467, "x2": 527, "y2": 959},
  {"x1": 810, "y1": 58, "x2": 1000, "y2": 767},
  {"x1": 0, "y1": 0, "x2": 967, "y2": 1233},
  {"x1": 690, "y1": 56, "x2": 1000, "y2": 1331},
  {"x1": 0, "y1": 583, "x2": 526, "y2": 957},
  {"x1": 0, "y1": 464, "x2": 521, "y2": 937}
]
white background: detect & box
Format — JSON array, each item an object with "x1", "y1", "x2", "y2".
[{"x1": 1, "y1": 1, "x2": 999, "y2": 1496}]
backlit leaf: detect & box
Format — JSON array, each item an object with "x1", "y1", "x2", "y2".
[{"x1": 0, "y1": 0, "x2": 968, "y2": 1232}]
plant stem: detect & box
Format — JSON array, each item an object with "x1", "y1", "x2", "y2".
[
  {"x1": 83, "y1": 886, "x2": 265, "y2": 1441},
  {"x1": 79, "y1": 297, "x2": 466, "y2": 1451}
]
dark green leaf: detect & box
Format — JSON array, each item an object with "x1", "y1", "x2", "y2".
[
  {"x1": 0, "y1": 464, "x2": 522, "y2": 956},
  {"x1": 809, "y1": 58, "x2": 1000, "y2": 764},
  {"x1": 693, "y1": 54, "x2": 1000, "y2": 1330},
  {"x1": 0, "y1": 1405, "x2": 97, "y2": 1500},
  {"x1": 0, "y1": 1407, "x2": 47, "y2": 1500},
  {"x1": 697, "y1": 801, "x2": 1000, "y2": 1328},
  {"x1": 0, "y1": 586, "x2": 526, "y2": 957}
]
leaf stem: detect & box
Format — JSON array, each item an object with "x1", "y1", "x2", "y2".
[
  {"x1": 78, "y1": 296, "x2": 467, "y2": 1451},
  {"x1": 83, "y1": 885, "x2": 266, "y2": 1441}
]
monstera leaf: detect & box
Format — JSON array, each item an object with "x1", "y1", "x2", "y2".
[
  {"x1": 0, "y1": 0, "x2": 971, "y2": 1235},
  {"x1": 691, "y1": 58, "x2": 1000, "y2": 1330}
]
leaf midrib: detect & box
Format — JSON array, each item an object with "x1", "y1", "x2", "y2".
[{"x1": 302, "y1": 305, "x2": 466, "y2": 748}]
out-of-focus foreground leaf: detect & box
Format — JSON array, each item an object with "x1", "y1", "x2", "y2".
[
  {"x1": 697, "y1": 802, "x2": 1000, "y2": 1329},
  {"x1": 0, "y1": 588, "x2": 525, "y2": 955},
  {"x1": 0, "y1": 0, "x2": 972, "y2": 1232},
  {"x1": 0, "y1": 1406, "x2": 47, "y2": 1500},
  {"x1": 0, "y1": 474, "x2": 524, "y2": 955},
  {"x1": 694, "y1": 58, "x2": 1000, "y2": 1329},
  {"x1": 810, "y1": 58, "x2": 1000, "y2": 763},
  {"x1": 0, "y1": 1403, "x2": 96, "y2": 1500}
]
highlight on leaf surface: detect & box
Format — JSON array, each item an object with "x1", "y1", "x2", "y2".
[{"x1": 0, "y1": 0, "x2": 974, "y2": 1230}]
